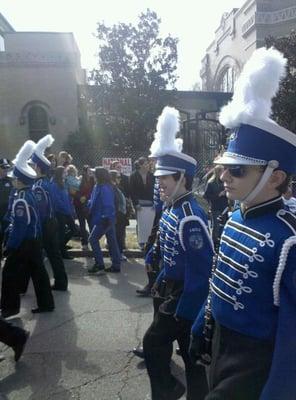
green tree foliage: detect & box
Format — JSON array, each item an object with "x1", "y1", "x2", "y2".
[
  {"x1": 89, "y1": 9, "x2": 178, "y2": 151},
  {"x1": 265, "y1": 30, "x2": 296, "y2": 132}
]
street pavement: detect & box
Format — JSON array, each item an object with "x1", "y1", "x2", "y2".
[{"x1": 0, "y1": 256, "x2": 186, "y2": 400}]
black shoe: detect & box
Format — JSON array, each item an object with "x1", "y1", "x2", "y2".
[
  {"x1": 31, "y1": 307, "x2": 54, "y2": 314},
  {"x1": 136, "y1": 284, "x2": 151, "y2": 297},
  {"x1": 88, "y1": 264, "x2": 105, "y2": 273},
  {"x1": 12, "y1": 330, "x2": 30, "y2": 362},
  {"x1": 132, "y1": 346, "x2": 144, "y2": 359},
  {"x1": 51, "y1": 284, "x2": 68, "y2": 291},
  {"x1": 1, "y1": 309, "x2": 19, "y2": 318},
  {"x1": 105, "y1": 266, "x2": 120, "y2": 273},
  {"x1": 168, "y1": 379, "x2": 186, "y2": 400}
]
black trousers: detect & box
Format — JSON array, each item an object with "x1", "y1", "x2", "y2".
[
  {"x1": 205, "y1": 323, "x2": 274, "y2": 400},
  {"x1": 56, "y1": 213, "x2": 76, "y2": 255},
  {"x1": 1, "y1": 239, "x2": 54, "y2": 312},
  {"x1": 143, "y1": 307, "x2": 208, "y2": 400},
  {"x1": 0, "y1": 317, "x2": 27, "y2": 348},
  {"x1": 43, "y1": 218, "x2": 68, "y2": 289}
]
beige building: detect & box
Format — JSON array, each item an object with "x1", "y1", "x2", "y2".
[
  {"x1": 201, "y1": 0, "x2": 296, "y2": 91},
  {"x1": 0, "y1": 13, "x2": 85, "y2": 158}
]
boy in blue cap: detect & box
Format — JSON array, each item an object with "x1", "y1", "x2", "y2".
[
  {"x1": 143, "y1": 107, "x2": 214, "y2": 400},
  {"x1": 190, "y1": 47, "x2": 296, "y2": 400}
]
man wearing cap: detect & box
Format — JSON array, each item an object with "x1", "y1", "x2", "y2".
[
  {"x1": 31, "y1": 135, "x2": 68, "y2": 291},
  {"x1": 190, "y1": 48, "x2": 296, "y2": 400},
  {"x1": 143, "y1": 107, "x2": 213, "y2": 400},
  {"x1": 0, "y1": 158, "x2": 13, "y2": 261},
  {"x1": 1, "y1": 141, "x2": 54, "y2": 317}
]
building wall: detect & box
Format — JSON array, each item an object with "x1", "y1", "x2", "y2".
[
  {"x1": 201, "y1": 0, "x2": 296, "y2": 91},
  {"x1": 0, "y1": 30, "x2": 85, "y2": 158}
]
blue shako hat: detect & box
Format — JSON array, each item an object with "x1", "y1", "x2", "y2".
[
  {"x1": 31, "y1": 134, "x2": 54, "y2": 172},
  {"x1": 218, "y1": 119, "x2": 296, "y2": 174},
  {"x1": 216, "y1": 47, "x2": 296, "y2": 173},
  {"x1": 150, "y1": 106, "x2": 197, "y2": 177},
  {"x1": 8, "y1": 140, "x2": 37, "y2": 185}
]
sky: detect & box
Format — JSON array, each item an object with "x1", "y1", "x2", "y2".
[{"x1": 1, "y1": 0, "x2": 245, "y2": 90}]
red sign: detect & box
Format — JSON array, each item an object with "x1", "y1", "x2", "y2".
[{"x1": 102, "y1": 157, "x2": 132, "y2": 176}]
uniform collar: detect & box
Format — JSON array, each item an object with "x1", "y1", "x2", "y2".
[
  {"x1": 241, "y1": 196, "x2": 283, "y2": 219},
  {"x1": 171, "y1": 191, "x2": 193, "y2": 208}
]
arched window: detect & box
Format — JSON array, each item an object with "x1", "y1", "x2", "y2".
[
  {"x1": 28, "y1": 106, "x2": 49, "y2": 142},
  {"x1": 217, "y1": 66, "x2": 235, "y2": 92}
]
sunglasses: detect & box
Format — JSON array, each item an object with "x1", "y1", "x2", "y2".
[{"x1": 221, "y1": 165, "x2": 249, "y2": 178}]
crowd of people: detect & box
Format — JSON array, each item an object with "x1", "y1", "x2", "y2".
[{"x1": 0, "y1": 46, "x2": 296, "y2": 400}]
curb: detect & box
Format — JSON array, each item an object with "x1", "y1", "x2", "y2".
[{"x1": 68, "y1": 249, "x2": 144, "y2": 258}]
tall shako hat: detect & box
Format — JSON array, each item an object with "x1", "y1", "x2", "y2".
[
  {"x1": 31, "y1": 134, "x2": 54, "y2": 172},
  {"x1": 215, "y1": 47, "x2": 296, "y2": 203},
  {"x1": 150, "y1": 106, "x2": 197, "y2": 177},
  {"x1": 8, "y1": 140, "x2": 37, "y2": 185}
]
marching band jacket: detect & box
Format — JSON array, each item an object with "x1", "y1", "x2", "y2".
[
  {"x1": 155, "y1": 192, "x2": 213, "y2": 321},
  {"x1": 6, "y1": 187, "x2": 41, "y2": 249},
  {"x1": 192, "y1": 196, "x2": 296, "y2": 400},
  {"x1": 88, "y1": 183, "x2": 116, "y2": 227},
  {"x1": 33, "y1": 177, "x2": 55, "y2": 224}
]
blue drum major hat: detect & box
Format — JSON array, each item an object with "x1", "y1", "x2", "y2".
[
  {"x1": 31, "y1": 134, "x2": 54, "y2": 172},
  {"x1": 150, "y1": 106, "x2": 197, "y2": 177},
  {"x1": 216, "y1": 47, "x2": 296, "y2": 172},
  {"x1": 8, "y1": 140, "x2": 37, "y2": 185},
  {"x1": 215, "y1": 47, "x2": 296, "y2": 202}
]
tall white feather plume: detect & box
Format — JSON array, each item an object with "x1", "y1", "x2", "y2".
[
  {"x1": 34, "y1": 134, "x2": 54, "y2": 156},
  {"x1": 219, "y1": 47, "x2": 287, "y2": 128},
  {"x1": 14, "y1": 140, "x2": 35, "y2": 165},
  {"x1": 150, "y1": 106, "x2": 181, "y2": 157}
]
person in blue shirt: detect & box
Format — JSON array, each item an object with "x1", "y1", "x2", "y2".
[
  {"x1": 51, "y1": 166, "x2": 77, "y2": 259},
  {"x1": 87, "y1": 167, "x2": 121, "y2": 273},
  {"x1": 31, "y1": 135, "x2": 68, "y2": 291},
  {"x1": 143, "y1": 107, "x2": 213, "y2": 400},
  {"x1": 190, "y1": 48, "x2": 296, "y2": 400},
  {"x1": 1, "y1": 140, "x2": 54, "y2": 317}
]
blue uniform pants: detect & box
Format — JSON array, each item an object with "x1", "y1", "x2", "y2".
[{"x1": 89, "y1": 222, "x2": 121, "y2": 269}]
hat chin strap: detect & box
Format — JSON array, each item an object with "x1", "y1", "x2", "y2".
[
  {"x1": 165, "y1": 171, "x2": 185, "y2": 206},
  {"x1": 242, "y1": 160, "x2": 279, "y2": 205}
]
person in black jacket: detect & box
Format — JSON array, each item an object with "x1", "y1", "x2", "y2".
[
  {"x1": 129, "y1": 157, "x2": 154, "y2": 249},
  {"x1": 203, "y1": 166, "x2": 229, "y2": 250}
]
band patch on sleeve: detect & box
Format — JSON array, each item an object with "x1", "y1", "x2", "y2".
[{"x1": 188, "y1": 233, "x2": 204, "y2": 250}]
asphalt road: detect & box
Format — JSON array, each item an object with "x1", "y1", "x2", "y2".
[{"x1": 0, "y1": 256, "x2": 186, "y2": 400}]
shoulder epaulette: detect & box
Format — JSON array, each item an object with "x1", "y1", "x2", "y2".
[
  {"x1": 276, "y1": 209, "x2": 296, "y2": 235},
  {"x1": 182, "y1": 201, "x2": 193, "y2": 217}
]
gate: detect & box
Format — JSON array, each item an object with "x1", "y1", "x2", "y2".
[{"x1": 182, "y1": 112, "x2": 226, "y2": 181}]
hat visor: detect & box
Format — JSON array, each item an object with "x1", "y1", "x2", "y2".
[
  {"x1": 0, "y1": 165, "x2": 11, "y2": 169},
  {"x1": 7, "y1": 170, "x2": 16, "y2": 179},
  {"x1": 154, "y1": 169, "x2": 178, "y2": 177},
  {"x1": 214, "y1": 153, "x2": 265, "y2": 166}
]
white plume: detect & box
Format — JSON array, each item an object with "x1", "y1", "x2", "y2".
[
  {"x1": 150, "y1": 106, "x2": 181, "y2": 157},
  {"x1": 14, "y1": 140, "x2": 35, "y2": 165},
  {"x1": 34, "y1": 134, "x2": 54, "y2": 156},
  {"x1": 219, "y1": 47, "x2": 287, "y2": 128}
]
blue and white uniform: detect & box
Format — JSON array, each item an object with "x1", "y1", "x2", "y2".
[
  {"x1": 156, "y1": 192, "x2": 213, "y2": 321},
  {"x1": 192, "y1": 197, "x2": 296, "y2": 399}
]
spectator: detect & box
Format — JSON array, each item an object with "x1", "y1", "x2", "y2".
[
  {"x1": 282, "y1": 185, "x2": 296, "y2": 214},
  {"x1": 110, "y1": 170, "x2": 129, "y2": 261},
  {"x1": 57, "y1": 151, "x2": 73, "y2": 168},
  {"x1": 203, "y1": 165, "x2": 228, "y2": 250},
  {"x1": 65, "y1": 164, "x2": 81, "y2": 196},
  {"x1": 129, "y1": 157, "x2": 154, "y2": 249},
  {"x1": 51, "y1": 166, "x2": 76, "y2": 259},
  {"x1": 47, "y1": 153, "x2": 57, "y2": 179},
  {"x1": 74, "y1": 165, "x2": 95, "y2": 250},
  {"x1": 87, "y1": 167, "x2": 121, "y2": 273}
]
